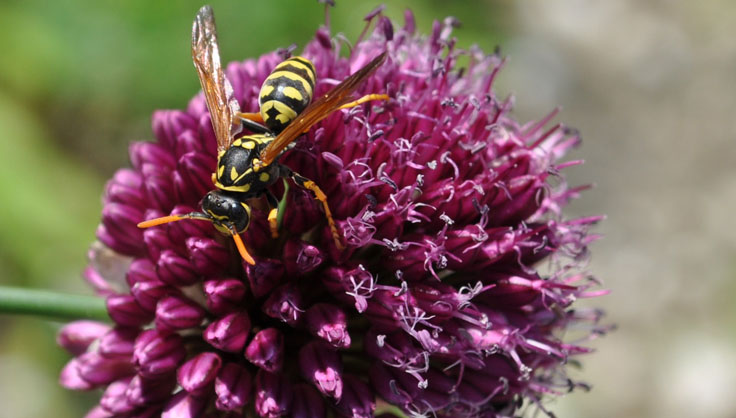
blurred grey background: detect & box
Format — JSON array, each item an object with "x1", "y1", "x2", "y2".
[{"x1": 0, "y1": 0, "x2": 734, "y2": 417}]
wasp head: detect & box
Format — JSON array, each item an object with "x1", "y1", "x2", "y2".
[{"x1": 201, "y1": 190, "x2": 251, "y2": 234}]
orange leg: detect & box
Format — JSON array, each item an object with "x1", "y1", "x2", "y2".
[
  {"x1": 337, "y1": 93, "x2": 389, "y2": 110},
  {"x1": 237, "y1": 112, "x2": 264, "y2": 123},
  {"x1": 290, "y1": 172, "x2": 344, "y2": 250},
  {"x1": 264, "y1": 190, "x2": 280, "y2": 239}
]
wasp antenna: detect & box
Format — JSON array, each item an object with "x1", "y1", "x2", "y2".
[
  {"x1": 137, "y1": 213, "x2": 210, "y2": 229},
  {"x1": 230, "y1": 229, "x2": 256, "y2": 265}
]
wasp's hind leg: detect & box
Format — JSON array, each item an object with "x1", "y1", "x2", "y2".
[
  {"x1": 237, "y1": 112, "x2": 271, "y2": 134},
  {"x1": 264, "y1": 189, "x2": 280, "y2": 239},
  {"x1": 337, "y1": 94, "x2": 389, "y2": 111},
  {"x1": 281, "y1": 166, "x2": 344, "y2": 250}
]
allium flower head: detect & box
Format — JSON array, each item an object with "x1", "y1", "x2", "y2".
[{"x1": 60, "y1": 7, "x2": 607, "y2": 418}]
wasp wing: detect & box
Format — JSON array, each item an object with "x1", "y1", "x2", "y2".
[
  {"x1": 259, "y1": 51, "x2": 387, "y2": 166},
  {"x1": 192, "y1": 5, "x2": 241, "y2": 153}
]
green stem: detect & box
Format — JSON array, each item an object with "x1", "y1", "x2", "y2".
[
  {"x1": 0, "y1": 286, "x2": 110, "y2": 321},
  {"x1": 375, "y1": 400, "x2": 409, "y2": 417},
  {"x1": 276, "y1": 178, "x2": 290, "y2": 231}
]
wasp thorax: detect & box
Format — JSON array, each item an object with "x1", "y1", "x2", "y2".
[{"x1": 201, "y1": 190, "x2": 251, "y2": 233}]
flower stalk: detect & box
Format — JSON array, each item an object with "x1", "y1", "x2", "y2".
[{"x1": 0, "y1": 286, "x2": 109, "y2": 321}]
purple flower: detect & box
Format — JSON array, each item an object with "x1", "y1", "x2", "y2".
[{"x1": 60, "y1": 7, "x2": 607, "y2": 418}]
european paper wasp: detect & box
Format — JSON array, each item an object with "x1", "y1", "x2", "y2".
[{"x1": 138, "y1": 5, "x2": 388, "y2": 264}]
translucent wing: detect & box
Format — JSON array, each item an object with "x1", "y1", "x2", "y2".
[
  {"x1": 192, "y1": 5, "x2": 241, "y2": 153},
  {"x1": 259, "y1": 51, "x2": 387, "y2": 165}
]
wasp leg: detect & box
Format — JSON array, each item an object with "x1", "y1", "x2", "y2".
[
  {"x1": 237, "y1": 113, "x2": 272, "y2": 134},
  {"x1": 289, "y1": 94, "x2": 391, "y2": 136},
  {"x1": 237, "y1": 112, "x2": 264, "y2": 123},
  {"x1": 281, "y1": 167, "x2": 344, "y2": 250},
  {"x1": 264, "y1": 189, "x2": 280, "y2": 239},
  {"x1": 337, "y1": 94, "x2": 389, "y2": 110}
]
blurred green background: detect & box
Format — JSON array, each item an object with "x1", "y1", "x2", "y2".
[{"x1": 1, "y1": 0, "x2": 735, "y2": 417}]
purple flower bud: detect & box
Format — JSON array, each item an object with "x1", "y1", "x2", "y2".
[
  {"x1": 174, "y1": 171, "x2": 203, "y2": 205},
  {"x1": 175, "y1": 129, "x2": 208, "y2": 158},
  {"x1": 186, "y1": 236, "x2": 229, "y2": 276},
  {"x1": 143, "y1": 171, "x2": 177, "y2": 212},
  {"x1": 245, "y1": 328, "x2": 284, "y2": 373},
  {"x1": 305, "y1": 303, "x2": 351, "y2": 349},
  {"x1": 379, "y1": 16, "x2": 394, "y2": 41},
  {"x1": 203, "y1": 278, "x2": 247, "y2": 314},
  {"x1": 177, "y1": 352, "x2": 222, "y2": 394},
  {"x1": 162, "y1": 391, "x2": 208, "y2": 418},
  {"x1": 155, "y1": 295, "x2": 206, "y2": 331},
  {"x1": 291, "y1": 383, "x2": 326, "y2": 418},
  {"x1": 126, "y1": 258, "x2": 158, "y2": 287},
  {"x1": 283, "y1": 239, "x2": 325, "y2": 276},
  {"x1": 76, "y1": 352, "x2": 135, "y2": 386},
  {"x1": 214, "y1": 362, "x2": 253, "y2": 411},
  {"x1": 126, "y1": 374, "x2": 177, "y2": 407},
  {"x1": 410, "y1": 283, "x2": 458, "y2": 321},
  {"x1": 57, "y1": 321, "x2": 110, "y2": 356},
  {"x1": 151, "y1": 110, "x2": 196, "y2": 152},
  {"x1": 99, "y1": 377, "x2": 136, "y2": 415},
  {"x1": 143, "y1": 227, "x2": 183, "y2": 261},
  {"x1": 104, "y1": 169, "x2": 145, "y2": 207},
  {"x1": 178, "y1": 151, "x2": 217, "y2": 197},
  {"x1": 106, "y1": 294, "x2": 153, "y2": 327},
  {"x1": 99, "y1": 327, "x2": 139, "y2": 359},
  {"x1": 131, "y1": 277, "x2": 178, "y2": 313},
  {"x1": 262, "y1": 284, "x2": 304, "y2": 326},
  {"x1": 130, "y1": 142, "x2": 176, "y2": 171},
  {"x1": 156, "y1": 250, "x2": 199, "y2": 287},
  {"x1": 254, "y1": 370, "x2": 293, "y2": 418},
  {"x1": 133, "y1": 330, "x2": 186, "y2": 378},
  {"x1": 204, "y1": 311, "x2": 251, "y2": 353},
  {"x1": 99, "y1": 203, "x2": 145, "y2": 256},
  {"x1": 335, "y1": 374, "x2": 375, "y2": 418},
  {"x1": 282, "y1": 189, "x2": 323, "y2": 237},
  {"x1": 60, "y1": 358, "x2": 96, "y2": 390},
  {"x1": 299, "y1": 341, "x2": 343, "y2": 400},
  {"x1": 84, "y1": 405, "x2": 109, "y2": 418},
  {"x1": 245, "y1": 258, "x2": 284, "y2": 298},
  {"x1": 403, "y1": 9, "x2": 416, "y2": 34}
]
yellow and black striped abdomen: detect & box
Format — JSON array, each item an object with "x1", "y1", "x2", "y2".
[{"x1": 259, "y1": 56, "x2": 316, "y2": 133}]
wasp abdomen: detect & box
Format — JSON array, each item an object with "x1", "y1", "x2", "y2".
[{"x1": 259, "y1": 56, "x2": 316, "y2": 133}]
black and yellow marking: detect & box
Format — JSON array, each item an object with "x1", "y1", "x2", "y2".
[
  {"x1": 259, "y1": 56, "x2": 317, "y2": 133},
  {"x1": 211, "y1": 133, "x2": 283, "y2": 196}
]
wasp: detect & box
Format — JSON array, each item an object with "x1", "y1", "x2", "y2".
[{"x1": 138, "y1": 5, "x2": 388, "y2": 265}]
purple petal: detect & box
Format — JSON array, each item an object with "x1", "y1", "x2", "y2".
[
  {"x1": 155, "y1": 295, "x2": 206, "y2": 331},
  {"x1": 254, "y1": 370, "x2": 293, "y2": 418},
  {"x1": 162, "y1": 391, "x2": 208, "y2": 418},
  {"x1": 204, "y1": 311, "x2": 251, "y2": 353},
  {"x1": 133, "y1": 330, "x2": 186, "y2": 378},
  {"x1": 204, "y1": 278, "x2": 247, "y2": 315},
  {"x1": 57, "y1": 320, "x2": 110, "y2": 356},
  {"x1": 305, "y1": 303, "x2": 351, "y2": 349},
  {"x1": 214, "y1": 362, "x2": 253, "y2": 411},
  {"x1": 298, "y1": 340, "x2": 343, "y2": 400},
  {"x1": 177, "y1": 352, "x2": 222, "y2": 394},
  {"x1": 245, "y1": 328, "x2": 284, "y2": 373}
]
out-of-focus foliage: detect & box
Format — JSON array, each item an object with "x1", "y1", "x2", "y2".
[{"x1": 0, "y1": 2, "x2": 508, "y2": 417}]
